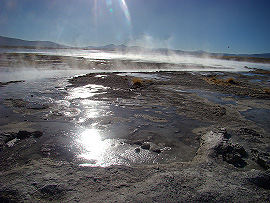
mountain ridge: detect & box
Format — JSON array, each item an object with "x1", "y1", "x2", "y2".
[{"x1": 1, "y1": 35, "x2": 270, "y2": 58}]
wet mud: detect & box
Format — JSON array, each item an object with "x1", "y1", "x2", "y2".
[{"x1": 0, "y1": 55, "x2": 270, "y2": 202}]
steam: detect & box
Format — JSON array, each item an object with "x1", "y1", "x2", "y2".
[
  {"x1": 128, "y1": 34, "x2": 174, "y2": 50},
  {"x1": 1, "y1": 47, "x2": 269, "y2": 83}
]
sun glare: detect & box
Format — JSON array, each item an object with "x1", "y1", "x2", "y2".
[{"x1": 79, "y1": 128, "x2": 106, "y2": 160}]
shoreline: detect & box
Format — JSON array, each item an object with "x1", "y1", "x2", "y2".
[{"x1": 1, "y1": 55, "x2": 270, "y2": 201}]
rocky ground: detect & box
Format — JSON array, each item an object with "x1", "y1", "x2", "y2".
[{"x1": 0, "y1": 54, "x2": 270, "y2": 202}]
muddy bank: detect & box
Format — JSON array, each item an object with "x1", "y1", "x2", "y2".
[
  {"x1": 1, "y1": 129, "x2": 270, "y2": 202},
  {"x1": 1, "y1": 64, "x2": 270, "y2": 201}
]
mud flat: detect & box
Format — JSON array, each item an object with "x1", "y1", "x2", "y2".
[{"x1": 1, "y1": 56, "x2": 270, "y2": 201}]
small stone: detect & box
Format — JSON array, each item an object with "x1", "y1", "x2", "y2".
[
  {"x1": 256, "y1": 154, "x2": 270, "y2": 169},
  {"x1": 151, "y1": 148, "x2": 161, "y2": 153},
  {"x1": 233, "y1": 143, "x2": 248, "y2": 158},
  {"x1": 141, "y1": 143, "x2": 150, "y2": 150},
  {"x1": 224, "y1": 152, "x2": 242, "y2": 164},
  {"x1": 133, "y1": 141, "x2": 143, "y2": 146},
  {"x1": 40, "y1": 184, "x2": 65, "y2": 196},
  {"x1": 135, "y1": 148, "x2": 140, "y2": 153}
]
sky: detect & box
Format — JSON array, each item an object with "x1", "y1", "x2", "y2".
[{"x1": 0, "y1": 0, "x2": 270, "y2": 54}]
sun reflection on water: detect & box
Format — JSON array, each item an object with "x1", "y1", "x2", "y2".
[
  {"x1": 68, "y1": 84, "x2": 108, "y2": 99},
  {"x1": 78, "y1": 128, "x2": 105, "y2": 161},
  {"x1": 75, "y1": 127, "x2": 167, "y2": 167}
]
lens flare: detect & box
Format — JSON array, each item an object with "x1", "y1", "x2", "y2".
[{"x1": 118, "y1": 0, "x2": 132, "y2": 27}]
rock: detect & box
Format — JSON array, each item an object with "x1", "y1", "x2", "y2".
[
  {"x1": 17, "y1": 130, "x2": 32, "y2": 139},
  {"x1": 238, "y1": 128, "x2": 262, "y2": 137},
  {"x1": 0, "y1": 132, "x2": 17, "y2": 143},
  {"x1": 141, "y1": 143, "x2": 151, "y2": 150},
  {"x1": 224, "y1": 152, "x2": 241, "y2": 164},
  {"x1": 210, "y1": 105, "x2": 226, "y2": 117},
  {"x1": 248, "y1": 170, "x2": 270, "y2": 189},
  {"x1": 233, "y1": 143, "x2": 248, "y2": 158},
  {"x1": 257, "y1": 156, "x2": 270, "y2": 169},
  {"x1": 214, "y1": 141, "x2": 247, "y2": 167},
  {"x1": 151, "y1": 148, "x2": 161, "y2": 153},
  {"x1": 26, "y1": 103, "x2": 48, "y2": 110},
  {"x1": 0, "y1": 189, "x2": 20, "y2": 202},
  {"x1": 32, "y1": 131, "x2": 43, "y2": 138},
  {"x1": 40, "y1": 184, "x2": 65, "y2": 196},
  {"x1": 251, "y1": 149, "x2": 270, "y2": 169},
  {"x1": 135, "y1": 148, "x2": 140, "y2": 153},
  {"x1": 132, "y1": 140, "x2": 143, "y2": 146}
]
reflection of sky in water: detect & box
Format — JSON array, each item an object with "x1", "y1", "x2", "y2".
[
  {"x1": 67, "y1": 84, "x2": 108, "y2": 99},
  {"x1": 54, "y1": 84, "x2": 111, "y2": 122}
]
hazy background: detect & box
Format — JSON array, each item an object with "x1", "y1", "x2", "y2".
[{"x1": 0, "y1": 0, "x2": 270, "y2": 54}]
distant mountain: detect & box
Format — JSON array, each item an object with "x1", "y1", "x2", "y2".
[
  {"x1": 85, "y1": 44, "x2": 127, "y2": 51},
  {"x1": 1, "y1": 35, "x2": 269, "y2": 58},
  {"x1": 0, "y1": 36, "x2": 69, "y2": 49}
]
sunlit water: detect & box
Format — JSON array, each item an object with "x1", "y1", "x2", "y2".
[
  {"x1": 0, "y1": 48, "x2": 269, "y2": 166},
  {"x1": 0, "y1": 74, "x2": 174, "y2": 166}
]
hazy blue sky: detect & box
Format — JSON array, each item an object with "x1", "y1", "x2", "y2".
[{"x1": 0, "y1": 0, "x2": 269, "y2": 54}]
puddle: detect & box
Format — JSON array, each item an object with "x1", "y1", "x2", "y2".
[
  {"x1": 241, "y1": 108, "x2": 270, "y2": 133},
  {"x1": 187, "y1": 90, "x2": 237, "y2": 106},
  {"x1": 161, "y1": 87, "x2": 237, "y2": 106},
  {"x1": 0, "y1": 70, "x2": 208, "y2": 167},
  {"x1": 74, "y1": 127, "x2": 170, "y2": 167}
]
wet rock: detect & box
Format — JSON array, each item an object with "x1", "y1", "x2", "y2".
[
  {"x1": 5, "y1": 98, "x2": 27, "y2": 107},
  {"x1": 26, "y1": 102, "x2": 49, "y2": 110},
  {"x1": 238, "y1": 128, "x2": 262, "y2": 137},
  {"x1": 132, "y1": 140, "x2": 143, "y2": 146},
  {"x1": 135, "y1": 148, "x2": 140, "y2": 153},
  {"x1": 257, "y1": 156, "x2": 270, "y2": 170},
  {"x1": 0, "y1": 189, "x2": 20, "y2": 202},
  {"x1": 248, "y1": 170, "x2": 270, "y2": 189},
  {"x1": 1, "y1": 131, "x2": 43, "y2": 144},
  {"x1": 141, "y1": 143, "x2": 151, "y2": 150},
  {"x1": 40, "y1": 184, "x2": 65, "y2": 196},
  {"x1": 251, "y1": 148, "x2": 270, "y2": 169},
  {"x1": 151, "y1": 148, "x2": 161, "y2": 153},
  {"x1": 6, "y1": 138, "x2": 19, "y2": 147},
  {"x1": 233, "y1": 143, "x2": 248, "y2": 158},
  {"x1": 210, "y1": 105, "x2": 226, "y2": 117},
  {"x1": 0, "y1": 132, "x2": 16, "y2": 143},
  {"x1": 214, "y1": 141, "x2": 247, "y2": 168},
  {"x1": 224, "y1": 152, "x2": 242, "y2": 164},
  {"x1": 0, "y1": 133, "x2": 17, "y2": 151},
  {"x1": 17, "y1": 130, "x2": 32, "y2": 139},
  {"x1": 32, "y1": 131, "x2": 43, "y2": 138},
  {"x1": 0, "y1": 80, "x2": 24, "y2": 86}
]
